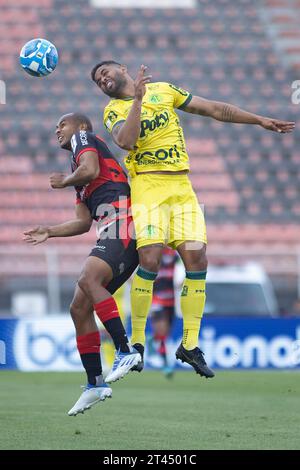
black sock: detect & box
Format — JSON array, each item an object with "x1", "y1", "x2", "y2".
[
  {"x1": 133, "y1": 343, "x2": 144, "y2": 359},
  {"x1": 80, "y1": 353, "x2": 103, "y2": 386},
  {"x1": 102, "y1": 318, "x2": 130, "y2": 353}
]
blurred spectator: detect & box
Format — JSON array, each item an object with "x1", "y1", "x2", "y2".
[
  {"x1": 291, "y1": 298, "x2": 300, "y2": 317},
  {"x1": 148, "y1": 248, "x2": 179, "y2": 378}
]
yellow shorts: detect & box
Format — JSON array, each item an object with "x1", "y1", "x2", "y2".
[{"x1": 130, "y1": 174, "x2": 207, "y2": 250}]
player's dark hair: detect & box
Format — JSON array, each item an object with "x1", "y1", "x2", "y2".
[
  {"x1": 71, "y1": 113, "x2": 93, "y2": 131},
  {"x1": 91, "y1": 60, "x2": 122, "y2": 82}
]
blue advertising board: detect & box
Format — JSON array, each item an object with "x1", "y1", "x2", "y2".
[{"x1": 0, "y1": 316, "x2": 299, "y2": 371}]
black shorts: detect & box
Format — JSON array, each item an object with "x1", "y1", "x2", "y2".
[{"x1": 89, "y1": 237, "x2": 139, "y2": 295}]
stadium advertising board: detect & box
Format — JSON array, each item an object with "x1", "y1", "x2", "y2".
[{"x1": 0, "y1": 317, "x2": 299, "y2": 371}]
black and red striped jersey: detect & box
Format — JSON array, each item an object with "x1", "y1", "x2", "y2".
[
  {"x1": 153, "y1": 248, "x2": 179, "y2": 308},
  {"x1": 70, "y1": 130, "x2": 130, "y2": 219}
]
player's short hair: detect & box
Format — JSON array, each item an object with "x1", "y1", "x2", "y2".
[
  {"x1": 91, "y1": 60, "x2": 122, "y2": 82},
  {"x1": 69, "y1": 113, "x2": 93, "y2": 131}
]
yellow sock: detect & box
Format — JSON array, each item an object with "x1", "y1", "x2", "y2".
[
  {"x1": 113, "y1": 284, "x2": 126, "y2": 323},
  {"x1": 101, "y1": 341, "x2": 115, "y2": 368},
  {"x1": 130, "y1": 267, "x2": 157, "y2": 346},
  {"x1": 180, "y1": 271, "x2": 207, "y2": 350}
]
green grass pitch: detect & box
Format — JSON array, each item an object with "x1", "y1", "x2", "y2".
[{"x1": 0, "y1": 370, "x2": 299, "y2": 450}]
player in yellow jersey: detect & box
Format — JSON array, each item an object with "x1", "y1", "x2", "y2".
[{"x1": 91, "y1": 60, "x2": 295, "y2": 378}]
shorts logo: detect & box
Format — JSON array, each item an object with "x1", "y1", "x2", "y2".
[
  {"x1": 146, "y1": 225, "x2": 156, "y2": 237},
  {"x1": 119, "y1": 262, "x2": 125, "y2": 274},
  {"x1": 79, "y1": 130, "x2": 88, "y2": 146},
  {"x1": 95, "y1": 245, "x2": 106, "y2": 251}
]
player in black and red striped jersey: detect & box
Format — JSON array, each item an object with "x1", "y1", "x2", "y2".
[
  {"x1": 24, "y1": 113, "x2": 140, "y2": 416},
  {"x1": 148, "y1": 247, "x2": 179, "y2": 378}
]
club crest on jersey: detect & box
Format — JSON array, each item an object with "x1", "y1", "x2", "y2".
[
  {"x1": 79, "y1": 130, "x2": 88, "y2": 146},
  {"x1": 108, "y1": 110, "x2": 118, "y2": 123},
  {"x1": 149, "y1": 94, "x2": 162, "y2": 104},
  {"x1": 105, "y1": 110, "x2": 118, "y2": 130}
]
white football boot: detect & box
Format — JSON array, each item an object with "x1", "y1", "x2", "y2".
[
  {"x1": 68, "y1": 383, "x2": 112, "y2": 416},
  {"x1": 105, "y1": 348, "x2": 141, "y2": 383}
]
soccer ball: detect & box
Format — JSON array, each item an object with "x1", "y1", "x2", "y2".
[{"x1": 19, "y1": 38, "x2": 58, "y2": 77}]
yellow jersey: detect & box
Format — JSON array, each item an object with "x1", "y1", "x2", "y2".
[{"x1": 103, "y1": 82, "x2": 192, "y2": 177}]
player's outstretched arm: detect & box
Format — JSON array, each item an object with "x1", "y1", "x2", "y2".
[
  {"x1": 112, "y1": 65, "x2": 152, "y2": 150},
  {"x1": 183, "y1": 96, "x2": 295, "y2": 133},
  {"x1": 23, "y1": 203, "x2": 92, "y2": 245}
]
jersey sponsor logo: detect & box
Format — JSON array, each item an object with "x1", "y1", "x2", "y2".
[
  {"x1": 71, "y1": 134, "x2": 77, "y2": 153},
  {"x1": 140, "y1": 111, "x2": 170, "y2": 138},
  {"x1": 79, "y1": 130, "x2": 88, "y2": 146},
  {"x1": 134, "y1": 144, "x2": 181, "y2": 164},
  {"x1": 147, "y1": 83, "x2": 160, "y2": 91},
  {"x1": 168, "y1": 83, "x2": 189, "y2": 97}
]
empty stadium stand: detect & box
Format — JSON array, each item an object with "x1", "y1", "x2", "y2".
[{"x1": 0, "y1": 0, "x2": 299, "y2": 313}]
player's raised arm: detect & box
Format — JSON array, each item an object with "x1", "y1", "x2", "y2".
[
  {"x1": 50, "y1": 150, "x2": 100, "y2": 189},
  {"x1": 182, "y1": 96, "x2": 295, "y2": 133},
  {"x1": 112, "y1": 65, "x2": 152, "y2": 150},
  {"x1": 23, "y1": 203, "x2": 93, "y2": 244}
]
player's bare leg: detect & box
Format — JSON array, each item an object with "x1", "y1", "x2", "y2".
[
  {"x1": 175, "y1": 241, "x2": 214, "y2": 378},
  {"x1": 68, "y1": 285, "x2": 112, "y2": 416},
  {"x1": 77, "y1": 256, "x2": 141, "y2": 383},
  {"x1": 70, "y1": 284, "x2": 98, "y2": 336}
]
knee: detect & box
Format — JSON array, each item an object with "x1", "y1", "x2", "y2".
[
  {"x1": 77, "y1": 273, "x2": 91, "y2": 296},
  {"x1": 70, "y1": 301, "x2": 81, "y2": 322},
  {"x1": 187, "y1": 248, "x2": 208, "y2": 272},
  {"x1": 139, "y1": 250, "x2": 162, "y2": 273},
  {"x1": 77, "y1": 270, "x2": 105, "y2": 296}
]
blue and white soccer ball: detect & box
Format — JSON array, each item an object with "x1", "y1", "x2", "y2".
[{"x1": 20, "y1": 38, "x2": 58, "y2": 77}]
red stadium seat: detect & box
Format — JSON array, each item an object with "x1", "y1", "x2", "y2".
[{"x1": 0, "y1": 0, "x2": 298, "y2": 288}]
